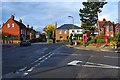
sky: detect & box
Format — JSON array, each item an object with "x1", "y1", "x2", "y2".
[{"x1": 1, "y1": 0, "x2": 119, "y2": 32}]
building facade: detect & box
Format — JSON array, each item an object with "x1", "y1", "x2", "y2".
[
  {"x1": 115, "y1": 23, "x2": 120, "y2": 33},
  {"x1": 97, "y1": 18, "x2": 115, "y2": 37},
  {"x1": 2, "y1": 15, "x2": 26, "y2": 40},
  {"x1": 56, "y1": 24, "x2": 83, "y2": 41}
]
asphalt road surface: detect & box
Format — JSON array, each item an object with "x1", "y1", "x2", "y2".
[{"x1": 2, "y1": 43, "x2": 120, "y2": 79}]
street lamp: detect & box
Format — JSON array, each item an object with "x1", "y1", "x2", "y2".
[
  {"x1": 68, "y1": 16, "x2": 75, "y2": 45},
  {"x1": 68, "y1": 16, "x2": 74, "y2": 29}
]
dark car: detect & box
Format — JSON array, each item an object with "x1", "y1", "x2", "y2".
[{"x1": 20, "y1": 40, "x2": 31, "y2": 46}]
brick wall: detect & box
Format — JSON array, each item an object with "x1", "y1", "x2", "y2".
[
  {"x1": 55, "y1": 29, "x2": 69, "y2": 40},
  {"x1": 2, "y1": 18, "x2": 20, "y2": 37}
]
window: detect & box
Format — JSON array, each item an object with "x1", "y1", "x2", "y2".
[
  {"x1": 116, "y1": 28, "x2": 119, "y2": 32},
  {"x1": 12, "y1": 23, "x2": 14, "y2": 28},
  {"x1": 110, "y1": 25, "x2": 113, "y2": 31},
  {"x1": 72, "y1": 30, "x2": 74, "y2": 33},
  {"x1": 60, "y1": 36, "x2": 63, "y2": 40},
  {"x1": 7, "y1": 24, "x2": 10, "y2": 28},
  {"x1": 106, "y1": 26, "x2": 109, "y2": 32},
  {"x1": 64, "y1": 30, "x2": 67, "y2": 34},
  {"x1": 77, "y1": 30, "x2": 80, "y2": 32},
  {"x1": 21, "y1": 29, "x2": 23, "y2": 34},
  {"x1": 59, "y1": 31, "x2": 62, "y2": 34}
]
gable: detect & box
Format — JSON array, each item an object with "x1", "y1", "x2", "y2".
[
  {"x1": 2, "y1": 18, "x2": 20, "y2": 29},
  {"x1": 116, "y1": 24, "x2": 120, "y2": 29}
]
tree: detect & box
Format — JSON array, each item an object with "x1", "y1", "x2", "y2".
[
  {"x1": 43, "y1": 24, "x2": 56, "y2": 39},
  {"x1": 79, "y1": 1, "x2": 107, "y2": 29}
]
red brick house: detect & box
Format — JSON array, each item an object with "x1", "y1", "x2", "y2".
[
  {"x1": 97, "y1": 18, "x2": 115, "y2": 37},
  {"x1": 97, "y1": 18, "x2": 107, "y2": 36},
  {"x1": 2, "y1": 15, "x2": 26, "y2": 40},
  {"x1": 103, "y1": 21, "x2": 115, "y2": 37},
  {"x1": 115, "y1": 23, "x2": 120, "y2": 33}
]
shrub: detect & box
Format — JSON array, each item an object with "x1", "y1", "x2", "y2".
[
  {"x1": 56, "y1": 40, "x2": 62, "y2": 42},
  {"x1": 109, "y1": 41, "x2": 117, "y2": 47},
  {"x1": 96, "y1": 38, "x2": 104, "y2": 43},
  {"x1": 47, "y1": 39, "x2": 53, "y2": 43}
]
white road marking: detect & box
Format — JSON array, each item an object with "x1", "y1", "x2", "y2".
[
  {"x1": 27, "y1": 67, "x2": 34, "y2": 72},
  {"x1": 24, "y1": 73, "x2": 28, "y2": 76},
  {"x1": 104, "y1": 56, "x2": 120, "y2": 58},
  {"x1": 86, "y1": 62, "x2": 95, "y2": 65},
  {"x1": 38, "y1": 58, "x2": 42, "y2": 60},
  {"x1": 67, "y1": 60, "x2": 83, "y2": 66},
  {"x1": 115, "y1": 51, "x2": 119, "y2": 53},
  {"x1": 67, "y1": 60, "x2": 120, "y2": 69},
  {"x1": 18, "y1": 67, "x2": 27, "y2": 72}
]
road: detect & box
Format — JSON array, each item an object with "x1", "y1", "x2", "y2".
[{"x1": 2, "y1": 43, "x2": 120, "y2": 79}]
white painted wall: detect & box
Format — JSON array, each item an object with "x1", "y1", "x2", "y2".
[{"x1": 69, "y1": 29, "x2": 83, "y2": 36}]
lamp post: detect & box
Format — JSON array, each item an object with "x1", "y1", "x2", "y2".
[
  {"x1": 68, "y1": 16, "x2": 75, "y2": 45},
  {"x1": 68, "y1": 16, "x2": 74, "y2": 29}
]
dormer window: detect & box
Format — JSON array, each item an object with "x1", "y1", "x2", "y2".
[
  {"x1": 7, "y1": 24, "x2": 10, "y2": 28},
  {"x1": 12, "y1": 23, "x2": 14, "y2": 28}
]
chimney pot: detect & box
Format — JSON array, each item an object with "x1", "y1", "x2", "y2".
[
  {"x1": 11, "y1": 15, "x2": 14, "y2": 20},
  {"x1": 27, "y1": 24, "x2": 29, "y2": 28},
  {"x1": 19, "y1": 19, "x2": 22, "y2": 23},
  {"x1": 103, "y1": 18, "x2": 106, "y2": 21}
]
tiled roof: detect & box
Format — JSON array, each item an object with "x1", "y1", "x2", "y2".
[
  {"x1": 103, "y1": 21, "x2": 113, "y2": 26},
  {"x1": 56, "y1": 24, "x2": 82, "y2": 30},
  {"x1": 115, "y1": 23, "x2": 120, "y2": 28},
  {"x1": 98, "y1": 21, "x2": 107, "y2": 28},
  {"x1": 14, "y1": 20, "x2": 26, "y2": 28}
]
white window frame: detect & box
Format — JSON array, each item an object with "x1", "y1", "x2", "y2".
[
  {"x1": 21, "y1": 29, "x2": 23, "y2": 34},
  {"x1": 77, "y1": 30, "x2": 80, "y2": 32},
  {"x1": 106, "y1": 25, "x2": 109, "y2": 32},
  {"x1": 7, "y1": 24, "x2": 10, "y2": 28},
  {"x1": 110, "y1": 25, "x2": 113, "y2": 32},
  {"x1": 72, "y1": 30, "x2": 74, "y2": 33},
  {"x1": 12, "y1": 23, "x2": 14, "y2": 28},
  {"x1": 64, "y1": 30, "x2": 67, "y2": 34},
  {"x1": 59, "y1": 30, "x2": 62, "y2": 34}
]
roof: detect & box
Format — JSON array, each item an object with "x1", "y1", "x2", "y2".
[
  {"x1": 103, "y1": 21, "x2": 113, "y2": 26},
  {"x1": 115, "y1": 23, "x2": 120, "y2": 28},
  {"x1": 14, "y1": 20, "x2": 26, "y2": 28},
  {"x1": 56, "y1": 24, "x2": 82, "y2": 30},
  {"x1": 98, "y1": 20, "x2": 107, "y2": 28}
]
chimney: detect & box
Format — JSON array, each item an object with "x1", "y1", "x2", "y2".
[
  {"x1": 2, "y1": 23, "x2": 4, "y2": 26},
  {"x1": 27, "y1": 24, "x2": 29, "y2": 28},
  {"x1": 11, "y1": 15, "x2": 14, "y2": 20},
  {"x1": 31, "y1": 26, "x2": 33, "y2": 29},
  {"x1": 19, "y1": 19, "x2": 22, "y2": 23},
  {"x1": 103, "y1": 18, "x2": 106, "y2": 21},
  {"x1": 112, "y1": 22, "x2": 114, "y2": 25}
]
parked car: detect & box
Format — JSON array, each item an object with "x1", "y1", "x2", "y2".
[{"x1": 20, "y1": 40, "x2": 31, "y2": 46}]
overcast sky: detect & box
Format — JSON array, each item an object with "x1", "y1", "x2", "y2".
[{"x1": 1, "y1": 0, "x2": 119, "y2": 32}]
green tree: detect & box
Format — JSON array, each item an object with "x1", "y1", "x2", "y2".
[
  {"x1": 70, "y1": 33, "x2": 73, "y2": 42},
  {"x1": 43, "y1": 24, "x2": 56, "y2": 39},
  {"x1": 79, "y1": 1, "x2": 107, "y2": 29}
]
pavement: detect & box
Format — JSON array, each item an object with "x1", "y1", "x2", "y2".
[{"x1": 66, "y1": 44, "x2": 120, "y2": 53}]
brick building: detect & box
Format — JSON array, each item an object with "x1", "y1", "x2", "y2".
[
  {"x1": 115, "y1": 23, "x2": 120, "y2": 33},
  {"x1": 56, "y1": 24, "x2": 83, "y2": 41},
  {"x1": 97, "y1": 18, "x2": 115, "y2": 37},
  {"x1": 2, "y1": 15, "x2": 26, "y2": 40}
]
